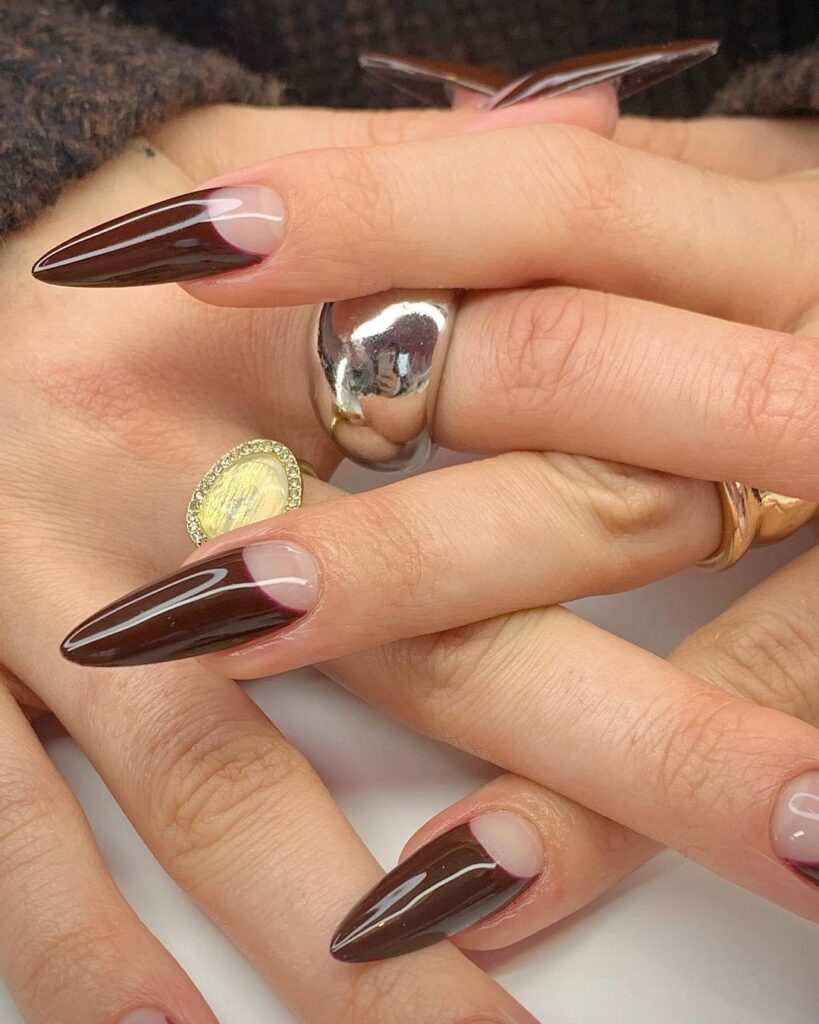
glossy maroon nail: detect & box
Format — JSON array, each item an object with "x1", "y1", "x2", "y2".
[
  {"x1": 61, "y1": 541, "x2": 319, "y2": 667},
  {"x1": 358, "y1": 52, "x2": 511, "y2": 105},
  {"x1": 32, "y1": 185, "x2": 285, "y2": 288},
  {"x1": 360, "y1": 40, "x2": 719, "y2": 110},
  {"x1": 486, "y1": 39, "x2": 719, "y2": 108},
  {"x1": 331, "y1": 811, "x2": 542, "y2": 963}
]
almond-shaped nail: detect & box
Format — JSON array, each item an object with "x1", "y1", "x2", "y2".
[
  {"x1": 486, "y1": 39, "x2": 719, "y2": 109},
  {"x1": 61, "y1": 541, "x2": 318, "y2": 667},
  {"x1": 330, "y1": 811, "x2": 543, "y2": 963},
  {"x1": 32, "y1": 185, "x2": 285, "y2": 288},
  {"x1": 773, "y1": 771, "x2": 819, "y2": 886},
  {"x1": 359, "y1": 52, "x2": 510, "y2": 104}
]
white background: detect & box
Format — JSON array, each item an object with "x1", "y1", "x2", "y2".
[{"x1": 2, "y1": 451, "x2": 817, "y2": 1023}]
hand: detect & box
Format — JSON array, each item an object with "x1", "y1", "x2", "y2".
[
  {"x1": 1, "y1": 99, "x2": 626, "y2": 1024},
  {"x1": 39, "y1": 99, "x2": 819, "y2": 961},
  {"x1": 7, "y1": 88, "x2": 818, "y2": 1015}
]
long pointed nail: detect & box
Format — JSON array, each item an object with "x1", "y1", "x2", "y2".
[
  {"x1": 32, "y1": 186, "x2": 285, "y2": 288},
  {"x1": 486, "y1": 39, "x2": 719, "y2": 109},
  {"x1": 360, "y1": 41, "x2": 718, "y2": 110},
  {"x1": 358, "y1": 52, "x2": 510, "y2": 104},
  {"x1": 330, "y1": 812, "x2": 542, "y2": 963},
  {"x1": 61, "y1": 542, "x2": 319, "y2": 667},
  {"x1": 773, "y1": 771, "x2": 819, "y2": 887}
]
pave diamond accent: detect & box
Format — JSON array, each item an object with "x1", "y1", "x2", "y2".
[{"x1": 186, "y1": 439, "x2": 304, "y2": 546}]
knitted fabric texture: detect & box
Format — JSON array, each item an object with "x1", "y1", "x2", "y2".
[
  {"x1": 0, "y1": 0, "x2": 817, "y2": 236},
  {"x1": 0, "y1": 1, "x2": 281, "y2": 235}
]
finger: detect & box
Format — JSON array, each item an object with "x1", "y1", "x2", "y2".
[
  {"x1": 145, "y1": 86, "x2": 619, "y2": 181},
  {"x1": 172, "y1": 126, "x2": 817, "y2": 332},
  {"x1": 323, "y1": 602, "x2": 819, "y2": 958},
  {"x1": 57, "y1": 453, "x2": 721, "y2": 672},
  {"x1": 615, "y1": 116, "x2": 819, "y2": 179},
  {"x1": 33, "y1": 121, "x2": 819, "y2": 335},
  {"x1": 669, "y1": 543, "x2": 819, "y2": 721},
  {"x1": 434, "y1": 287, "x2": 819, "y2": 497},
  {"x1": 0, "y1": 682, "x2": 218, "y2": 1024},
  {"x1": 327, "y1": 542, "x2": 819, "y2": 956},
  {"x1": 331, "y1": 773, "x2": 657, "y2": 960},
  {"x1": 2, "y1": 556, "x2": 538, "y2": 1024}
]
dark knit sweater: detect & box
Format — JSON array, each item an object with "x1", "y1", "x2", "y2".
[{"x1": 1, "y1": 0, "x2": 817, "y2": 236}]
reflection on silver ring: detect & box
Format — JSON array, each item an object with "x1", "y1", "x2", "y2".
[{"x1": 309, "y1": 288, "x2": 459, "y2": 471}]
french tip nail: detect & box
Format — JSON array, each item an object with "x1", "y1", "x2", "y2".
[
  {"x1": 30, "y1": 186, "x2": 283, "y2": 288},
  {"x1": 487, "y1": 38, "x2": 721, "y2": 109},
  {"x1": 59, "y1": 542, "x2": 318, "y2": 668},
  {"x1": 358, "y1": 51, "x2": 508, "y2": 103},
  {"x1": 329, "y1": 815, "x2": 541, "y2": 963}
]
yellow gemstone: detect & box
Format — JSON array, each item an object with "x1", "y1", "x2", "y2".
[{"x1": 197, "y1": 453, "x2": 291, "y2": 539}]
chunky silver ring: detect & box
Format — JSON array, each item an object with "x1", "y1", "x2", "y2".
[{"x1": 309, "y1": 288, "x2": 459, "y2": 471}]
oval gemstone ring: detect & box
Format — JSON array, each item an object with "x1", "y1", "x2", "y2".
[{"x1": 186, "y1": 439, "x2": 315, "y2": 546}]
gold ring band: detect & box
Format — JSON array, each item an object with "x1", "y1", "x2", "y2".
[
  {"x1": 186, "y1": 439, "x2": 314, "y2": 547},
  {"x1": 698, "y1": 482, "x2": 817, "y2": 571}
]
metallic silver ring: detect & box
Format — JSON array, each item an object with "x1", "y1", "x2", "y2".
[{"x1": 309, "y1": 288, "x2": 459, "y2": 471}]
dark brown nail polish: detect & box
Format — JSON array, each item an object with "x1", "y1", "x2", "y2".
[
  {"x1": 61, "y1": 541, "x2": 319, "y2": 667},
  {"x1": 487, "y1": 39, "x2": 719, "y2": 108},
  {"x1": 786, "y1": 861, "x2": 819, "y2": 886},
  {"x1": 359, "y1": 52, "x2": 511, "y2": 105},
  {"x1": 32, "y1": 185, "x2": 284, "y2": 288},
  {"x1": 330, "y1": 813, "x2": 542, "y2": 963}
]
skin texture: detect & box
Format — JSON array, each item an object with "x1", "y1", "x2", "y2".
[{"x1": 0, "y1": 94, "x2": 817, "y2": 1024}]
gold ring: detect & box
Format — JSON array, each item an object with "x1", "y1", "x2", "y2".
[
  {"x1": 698, "y1": 482, "x2": 817, "y2": 571},
  {"x1": 186, "y1": 439, "x2": 316, "y2": 547}
]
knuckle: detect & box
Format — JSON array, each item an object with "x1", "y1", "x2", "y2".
[
  {"x1": 554, "y1": 457, "x2": 688, "y2": 562},
  {"x1": 0, "y1": 791, "x2": 62, "y2": 881},
  {"x1": 482, "y1": 286, "x2": 603, "y2": 417},
  {"x1": 535, "y1": 124, "x2": 634, "y2": 221},
  {"x1": 404, "y1": 613, "x2": 545, "y2": 748},
  {"x1": 19, "y1": 351, "x2": 175, "y2": 462},
  {"x1": 343, "y1": 957, "x2": 484, "y2": 1024},
  {"x1": 696, "y1": 609, "x2": 819, "y2": 722},
  {"x1": 149, "y1": 717, "x2": 310, "y2": 862},
  {"x1": 14, "y1": 918, "x2": 122, "y2": 1007},
  {"x1": 0, "y1": 671, "x2": 47, "y2": 722},
  {"x1": 351, "y1": 108, "x2": 443, "y2": 147},
  {"x1": 632, "y1": 689, "x2": 761, "y2": 818},
  {"x1": 727, "y1": 333, "x2": 818, "y2": 459}
]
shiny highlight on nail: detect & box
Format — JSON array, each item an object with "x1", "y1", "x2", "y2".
[
  {"x1": 331, "y1": 813, "x2": 541, "y2": 962},
  {"x1": 61, "y1": 541, "x2": 318, "y2": 666},
  {"x1": 360, "y1": 39, "x2": 719, "y2": 110},
  {"x1": 32, "y1": 185, "x2": 284, "y2": 288},
  {"x1": 772, "y1": 771, "x2": 819, "y2": 888},
  {"x1": 487, "y1": 39, "x2": 719, "y2": 108}
]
